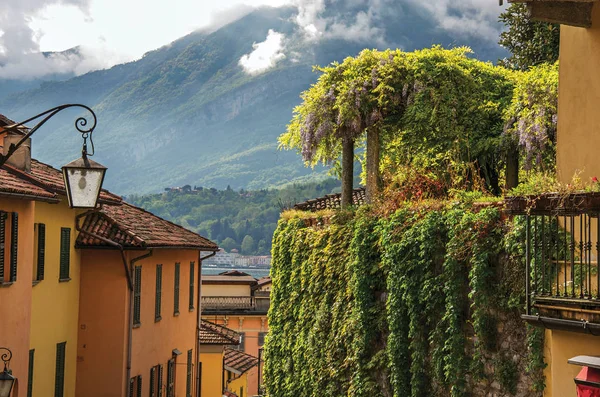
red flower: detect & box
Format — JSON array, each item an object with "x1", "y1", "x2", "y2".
[{"x1": 593, "y1": 176, "x2": 599, "y2": 183}]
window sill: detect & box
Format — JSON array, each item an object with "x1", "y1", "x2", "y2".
[
  {"x1": 59, "y1": 278, "x2": 71, "y2": 283},
  {"x1": 155, "y1": 316, "x2": 162, "y2": 323},
  {"x1": 133, "y1": 323, "x2": 141, "y2": 329},
  {"x1": 32, "y1": 280, "x2": 42, "y2": 286},
  {"x1": 0, "y1": 282, "x2": 14, "y2": 288},
  {"x1": 189, "y1": 307, "x2": 195, "y2": 312},
  {"x1": 174, "y1": 312, "x2": 180, "y2": 317}
]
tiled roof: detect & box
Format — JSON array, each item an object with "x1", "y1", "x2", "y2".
[
  {"x1": 199, "y1": 320, "x2": 240, "y2": 345},
  {"x1": 76, "y1": 202, "x2": 219, "y2": 250},
  {"x1": 0, "y1": 166, "x2": 58, "y2": 202},
  {"x1": 293, "y1": 187, "x2": 366, "y2": 212},
  {"x1": 224, "y1": 348, "x2": 259, "y2": 375},
  {"x1": 223, "y1": 391, "x2": 238, "y2": 397},
  {"x1": 252, "y1": 276, "x2": 271, "y2": 291},
  {"x1": 0, "y1": 114, "x2": 16, "y2": 127}
]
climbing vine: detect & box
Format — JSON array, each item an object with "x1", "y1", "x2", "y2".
[{"x1": 265, "y1": 205, "x2": 545, "y2": 397}]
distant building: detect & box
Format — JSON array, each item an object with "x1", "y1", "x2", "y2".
[{"x1": 204, "y1": 249, "x2": 271, "y2": 267}]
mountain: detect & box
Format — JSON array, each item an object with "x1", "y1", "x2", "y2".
[{"x1": 0, "y1": 4, "x2": 507, "y2": 195}]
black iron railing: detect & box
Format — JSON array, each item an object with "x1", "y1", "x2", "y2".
[
  {"x1": 201, "y1": 296, "x2": 270, "y2": 313},
  {"x1": 524, "y1": 212, "x2": 600, "y2": 314}
]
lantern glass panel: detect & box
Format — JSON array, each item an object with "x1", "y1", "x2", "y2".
[
  {"x1": 0, "y1": 373, "x2": 15, "y2": 397},
  {"x1": 63, "y1": 166, "x2": 105, "y2": 208}
]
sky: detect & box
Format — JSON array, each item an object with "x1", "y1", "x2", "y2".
[{"x1": 0, "y1": 0, "x2": 505, "y2": 80}]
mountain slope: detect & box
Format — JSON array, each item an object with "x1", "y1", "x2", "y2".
[{"x1": 0, "y1": 4, "x2": 507, "y2": 195}]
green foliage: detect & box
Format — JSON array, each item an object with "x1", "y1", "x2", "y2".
[
  {"x1": 127, "y1": 179, "x2": 340, "y2": 254},
  {"x1": 499, "y1": 3, "x2": 560, "y2": 70},
  {"x1": 526, "y1": 325, "x2": 547, "y2": 392},
  {"x1": 265, "y1": 206, "x2": 545, "y2": 397}
]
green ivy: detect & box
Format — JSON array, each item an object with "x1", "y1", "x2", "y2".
[{"x1": 265, "y1": 206, "x2": 545, "y2": 397}]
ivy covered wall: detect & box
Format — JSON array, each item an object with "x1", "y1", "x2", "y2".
[{"x1": 264, "y1": 205, "x2": 545, "y2": 397}]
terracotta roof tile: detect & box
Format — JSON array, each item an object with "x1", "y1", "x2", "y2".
[
  {"x1": 224, "y1": 348, "x2": 259, "y2": 375},
  {"x1": 0, "y1": 166, "x2": 58, "y2": 201},
  {"x1": 76, "y1": 202, "x2": 218, "y2": 250},
  {"x1": 199, "y1": 320, "x2": 240, "y2": 345},
  {"x1": 223, "y1": 391, "x2": 238, "y2": 397},
  {"x1": 294, "y1": 187, "x2": 366, "y2": 212},
  {"x1": 0, "y1": 114, "x2": 16, "y2": 127}
]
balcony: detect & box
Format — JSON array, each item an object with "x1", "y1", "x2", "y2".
[
  {"x1": 201, "y1": 296, "x2": 270, "y2": 314},
  {"x1": 506, "y1": 193, "x2": 600, "y2": 334}
]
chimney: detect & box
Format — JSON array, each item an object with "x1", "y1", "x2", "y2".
[{"x1": 2, "y1": 131, "x2": 31, "y2": 172}]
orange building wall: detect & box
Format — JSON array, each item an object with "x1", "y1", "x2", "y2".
[
  {"x1": 0, "y1": 197, "x2": 34, "y2": 396},
  {"x1": 76, "y1": 250, "x2": 129, "y2": 397},
  {"x1": 77, "y1": 248, "x2": 200, "y2": 397},
  {"x1": 131, "y1": 249, "x2": 199, "y2": 397},
  {"x1": 202, "y1": 315, "x2": 268, "y2": 396}
]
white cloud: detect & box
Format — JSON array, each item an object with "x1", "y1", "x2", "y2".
[
  {"x1": 239, "y1": 29, "x2": 286, "y2": 74},
  {"x1": 405, "y1": 0, "x2": 506, "y2": 42}
]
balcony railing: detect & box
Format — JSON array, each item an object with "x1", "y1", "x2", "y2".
[
  {"x1": 506, "y1": 193, "x2": 600, "y2": 333},
  {"x1": 201, "y1": 296, "x2": 270, "y2": 313}
]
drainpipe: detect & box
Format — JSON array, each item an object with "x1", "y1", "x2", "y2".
[
  {"x1": 196, "y1": 250, "x2": 217, "y2": 397},
  {"x1": 127, "y1": 250, "x2": 153, "y2": 397}
]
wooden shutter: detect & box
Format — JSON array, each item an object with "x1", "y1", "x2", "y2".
[
  {"x1": 134, "y1": 266, "x2": 142, "y2": 326},
  {"x1": 167, "y1": 359, "x2": 174, "y2": 397},
  {"x1": 55, "y1": 342, "x2": 66, "y2": 397},
  {"x1": 0, "y1": 211, "x2": 6, "y2": 281},
  {"x1": 27, "y1": 349, "x2": 34, "y2": 397},
  {"x1": 59, "y1": 228, "x2": 71, "y2": 280},
  {"x1": 174, "y1": 262, "x2": 180, "y2": 315},
  {"x1": 37, "y1": 223, "x2": 46, "y2": 280},
  {"x1": 186, "y1": 349, "x2": 192, "y2": 397},
  {"x1": 9, "y1": 212, "x2": 18, "y2": 282},
  {"x1": 136, "y1": 375, "x2": 142, "y2": 397},
  {"x1": 189, "y1": 261, "x2": 195, "y2": 310},
  {"x1": 155, "y1": 264, "x2": 162, "y2": 321},
  {"x1": 150, "y1": 366, "x2": 156, "y2": 397},
  {"x1": 158, "y1": 364, "x2": 164, "y2": 397}
]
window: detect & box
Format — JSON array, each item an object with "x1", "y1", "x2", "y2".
[
  {"x1": 59, "y1": 228, "x2": 71, "y2": 280},
  {"x1": 158, "y1": 364, "x2": 164, "y2": 397},
  {"x1": 258, "y1": 332, "x2": 267, "y2": 347},
  {"x1": 174, "y1": 262, "x2": 180, "y2": 315},
  {"x1": 0, "y1": 212, "x2": 18, "y2": 283},
  {"x1": 27, "y1": 349, "x2": 34, "y2": 397},
  {"x1": 186, "y1": 349, "x2": 193, "y2": 397},
  {"x1": 34, "y1": 223, "x2": 45, "y2": 281},
  {"x1": 167, "y1": 359, "x2": 175, "y2": 397},
  {"x1": 150, "y1": 366, "x2": 158, "y2": 397},
  {"x1": 55, "y1": 342, "x2": 66, "y2": 397},
  {"x1": 155, "y1": 264, "x2": 162, "y2": 321},
  {"x1": 189, "y1": 261, "x2": 195, "y2": 311},
  {"x1": 134, "y1": 266, "x2": 142, "y2": 327},
  {"x1": 130, "y1": 375, "x2": 142, "y2": 397}
]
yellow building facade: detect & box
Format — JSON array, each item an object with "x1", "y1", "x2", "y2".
[{"x1": 517, "y1": 1, "x2": 600, "y2": 395}]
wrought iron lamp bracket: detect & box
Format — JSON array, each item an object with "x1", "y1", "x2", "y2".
[
  {"x1": 0, "y1": 104, "x2": 97, "y2": 168},
  {"x1": 0, "y1": 347, "x2": 11, "y2": 372}
]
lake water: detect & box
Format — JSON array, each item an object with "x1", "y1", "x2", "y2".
[{"x1": 202, "y1": 267, "x2": 271, "y2": 279}]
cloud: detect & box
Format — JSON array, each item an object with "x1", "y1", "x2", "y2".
[
  {"x1": 239, "y1": 29, "x2": 286, "y2": 74},
  {"x1": 404, "y1": 0, "x2": 506, "y2": 42},
  {"x1": 292, "y1": 0, "x2": 390, "y2": 46}
]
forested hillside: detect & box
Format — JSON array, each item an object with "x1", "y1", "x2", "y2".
[
  {"x1": 126, "y1": 179, "x2": 341, "y2": 254},
  {"x1": 0, "y1": 3, "x2": 506, "y2": 195}
]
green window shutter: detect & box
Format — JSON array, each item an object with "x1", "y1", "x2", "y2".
[
  {"x1": 37, "y1": 223, "x2": 46, "y2": 281},
  {"x1": 0, "y1": 211, "x2": 6, "y2": 281},
  {"x1": 155, "y1": 264, "x2": 162, "y2": 321},
  {"x1": 150, "y1": 366, "x2": 156, "y2": 397},
  {"x1": 186, "y1": 349, "x2": 192, "y2": 397},
  {"x1": 59, "y1": 228, "x2": 71, "y2": 280},
  {"x1": 136, "y1": 375, "x2": 142, "y2": 397},
  {"x1": 134, "y1": 266, "x2": 142, "y2": 326},
  {"x1": 27, "y1": 349, "x2": 35, "y2": 397},
  {"x1": 189, "y1": 261, "x2": 195, "y2": 311},
  {"x1": 54, "y1": 342, "x2": 66, "y2": 397},
  {"x1": 9, "y1": 212, "x2": 18, "y2": 282},
  {"x1": 158, "y1": 364, "x2": 164, "y2": 397},
  {"x1": 129, "y1": 378, "x2": 135, "y2": 397},
  {"x1": 167, "y1": 359, "x2": 174, "y2": 397},
  {"x1": 174, "y1": 262, "x2": 180, "y2": 315}
]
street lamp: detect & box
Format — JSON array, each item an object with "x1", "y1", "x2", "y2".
[
  {"x1": 0, "y1": 104, "x2": 107, "y2": 208},
  {"x1": 0, "y1": 348, "x2": 15, "y2": 397}
]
